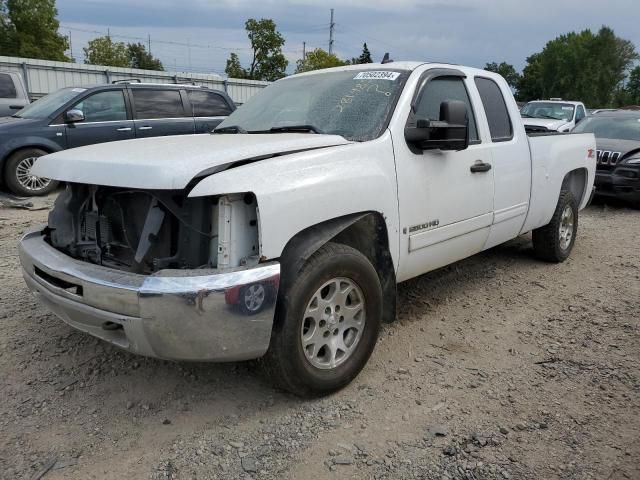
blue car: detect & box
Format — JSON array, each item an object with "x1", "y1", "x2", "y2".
[{"x1": 0, "y1": 82, "x2": 235, "y2": 196}]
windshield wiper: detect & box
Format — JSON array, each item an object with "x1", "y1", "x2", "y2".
[
  {"x1": 521, "y1": 113, "x2": 533, "y2": 118},
  {"x1": 537, "y1": 114, "x2": 563, "y2": 120},
  {"x1": 267, "y1": 124, "x2": 324, "y2": 134},
  {"x1": 212, "y1": 125, "x2": 247, "y2": 134}
]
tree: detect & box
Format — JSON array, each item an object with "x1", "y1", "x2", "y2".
[
  {"x1": 352, "y1": 43, "x2": 372, "y2": 64},
  {"x1": 84, "y1": 36, "x2": 129, "y2": 67},
  {"x1": 517, "y1": 26, "x2": 638, "y2": 107},
  {"x1": 625, "y1": 66, "x2": 640, "y2": 105},
  {"x1": 225, "y1": 18, "x2": 287, "y2": 81},
  {"x1": 484, "y1": 61, "x2": 520, "y2": 89},
  {"x1": 295, "y1": 48, "x2": 348, "y2": 73},
  {"x1": 225, "y1": 52, "x2": 247, "y2": 79},
  {"x1": 0, "y1": 0, "x2": 69, "y2": 61},
  {"x1": 127, "y1": 42, "x2": 163, "y2": 71}
]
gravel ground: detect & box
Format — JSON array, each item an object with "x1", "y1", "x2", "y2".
[{"x1": 0, "y1": 195, "x2": 638, "y2": 480}]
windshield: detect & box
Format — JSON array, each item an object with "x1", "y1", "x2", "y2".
[
  {"x1": 15, "y1": 87, "x2": 85, "y2": 119},
  {"x1": 573, "y1": 115, "x2": 640, "y2": 141},
  {"x1": 521, "y1": 102, "x2": 575, "y2": 121},
  {"x1": 216, "y1": 69, "x2": 410, "y2": 141}
]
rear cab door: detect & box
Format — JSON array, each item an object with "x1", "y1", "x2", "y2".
[
  {"x1": 472, "y1": 75, "x2": 531, "y2": 249},
  {"x1": 130, "y1": 87, "x2": 195, "y2": 138},
  {"x1": 63, "y1": 88, "x2": 135, "y2": 148},
  {"x1": 186, "y1": 89, "x2": 235, "y2": 133}
]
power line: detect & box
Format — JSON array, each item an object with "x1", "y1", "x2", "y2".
[{"x1": 60, "y1": 25, "x2": 254, "y2": 51}]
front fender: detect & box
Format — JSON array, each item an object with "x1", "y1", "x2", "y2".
[{"x1": 189, "y1": 132, "x2": 401, "y2": 270}]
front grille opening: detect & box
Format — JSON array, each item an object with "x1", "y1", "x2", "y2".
[{"x1": 34, "y1": 266, "x2": 83, "y2": 296}]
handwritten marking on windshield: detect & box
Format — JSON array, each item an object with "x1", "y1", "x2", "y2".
[{"x1": 333, "y1": 82, "x2": 392, "y2": 113}]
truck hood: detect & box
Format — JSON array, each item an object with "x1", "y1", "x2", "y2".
[
  {"x1": 32, "y1": 133, "x2": 351, "y2": 190},
  {"x1": 522, "y1": 117, "x2": 569, "y2": 131}
]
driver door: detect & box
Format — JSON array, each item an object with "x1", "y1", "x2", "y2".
[
  {"x1": 395, "y1": 72, "x2": 495, "y2": 281},
  {"x1": 65, "y1": 89, "x2": 135, "y2": 148}
]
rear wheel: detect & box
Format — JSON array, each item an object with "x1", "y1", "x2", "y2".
[
  {"x1": 5, "y1": 148, "x2": 58, "y2": 196},
  {"x1": 532, "y1": 190, "x2": 578, "y2": 262},
  {"x1": 263, "y1": 242, "x2": 382, "y2": 397}
]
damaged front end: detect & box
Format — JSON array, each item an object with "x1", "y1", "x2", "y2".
[
  {"x1": 18, "y1": 183, "x2": 280, "y2": 362},
  {"x1": 46, "y1": 184, "x2": 260, "y2": 274}
]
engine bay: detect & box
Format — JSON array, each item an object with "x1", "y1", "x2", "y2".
[{"x1": 46, "y1": 184, "x2": 259, "y2": 274}]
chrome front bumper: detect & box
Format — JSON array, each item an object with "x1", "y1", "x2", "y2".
[{"x1": 18, "y1": 229, "x2": 280, "y2": 362}]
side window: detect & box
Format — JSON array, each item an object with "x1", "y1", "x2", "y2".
[
  {"x1": 132, "y1": 89, "x2": 186, "y2": 119},
  {"x1": 474, "y1": 77, "x2": 513, "y2": 142},
  {"x1": 414, "y1": 77, "x2": 478, "y2": 142},
  {"x1": 187, "y1": 90, "x2": 232, "y2": 117},
  {"x1": 576, "y1": 105, "x2": 586, "y2": 122},
  {"x1": 73, "y1": 90, "x2": 127, "y2": 122},
  {"x1": 0, "y1": 74, "x2": 17, "y2": 99}
]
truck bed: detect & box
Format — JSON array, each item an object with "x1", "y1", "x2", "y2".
[{"x1": 521, "y1": 133, "x2": 596, "y2": 233}]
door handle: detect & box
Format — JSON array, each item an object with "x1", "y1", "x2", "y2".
[
  {"x1": 470, "y1": 161, "x2": 492, "y2": 173},
  {"x1": 116, "y1": 127, "x2": 132, "y2": 132},
  {"x1": 138, "y1": 126, "x2": 153, "y2": 130}
]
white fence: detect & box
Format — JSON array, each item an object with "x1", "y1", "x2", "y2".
[{"x1": 0, "y1": 55, "x2": 269, "y2": 104}]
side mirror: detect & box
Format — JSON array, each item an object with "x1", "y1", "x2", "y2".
[
  {"x1": 65, "y1": 109, "x2": 85, "y2": 123},
  {"x1": 405, "y1": 100, "x2": 469, "y2": 151}
]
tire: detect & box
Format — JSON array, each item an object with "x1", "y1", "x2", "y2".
[
  {"x1": 4, "y1": 148, "x2": 58, "y2": 196},
  {"x1": 532, "y1": 190, "x2": 578, "y2": 262},
  {"x1": 263, "y1": 242, "x2": 383, "y2": 397}
]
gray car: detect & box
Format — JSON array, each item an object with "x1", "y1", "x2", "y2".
[
  {"x1": 0, "y1": 72, "x2": 30, "y2": 117},
  {"x1": 0, "y1": 82, "x2": 235, "y2": 196}
]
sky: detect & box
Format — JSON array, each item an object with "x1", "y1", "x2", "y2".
[{"x1": 55, "y1": 0, "x2": 640, "y2": 76}]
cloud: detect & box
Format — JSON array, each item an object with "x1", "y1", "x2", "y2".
[{"x1": 56, "y1": 0, "x2": 640, "y2": 75}]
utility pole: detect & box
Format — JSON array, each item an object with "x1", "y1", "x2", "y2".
[
  {"x1": 69, "y1": 30, "x2": 73, "y2": 61},
  {"x1": 329, "y1": 9, "x2": 335, "y2": 54},
  {"x1": 107, "y1": 28, "x2": 110, "y2": 40},
  {"x1": 148, "y1": 34, "x2": 151, "y2": 54},
  {"x1": 187, "y1": 38, "x2": 192, "y2": 71},
  {"x1": 302, "y1": 41, "x2": 306, "y2": 60}
]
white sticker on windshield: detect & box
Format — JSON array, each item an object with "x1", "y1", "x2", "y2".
[
  {"x1": 72, "y1": 88, "x2": 87, "y2": 93},
  {"x1": 353, "y1": 71, "x2": 401, "y2": 81},
  {"x1": 561, "y1": 106, "x2": 573, "y2": 110}
]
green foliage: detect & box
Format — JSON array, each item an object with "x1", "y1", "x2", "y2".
[
  {"x1": 353, "y1": 43, "x2": 372, "y2": 64},
  {"x1": 83, "y1": 37, "x2": 163, "y2": 70},
  {"x1": 295, "y1": 48, "x2": 348, "y2": 73},
  {"x1": 484, "y1": 61, "x2": 520, "y2": 89},
  {"x1": 127, "y1": 42, "x2": 163, "y2": 71},
  {"x1": 624, "y1": 66, "x2": 640, "y2": 105},
  {"x1": 0, "y1": 0, "x2": 69, "y2": 61},
  {"x1": 225, "y1": 18, "x2": 288, "y2": 81},
  {"x1": 225, "y1": 52, "x2": 247, "y2": 79},
  {"x1": 517, "y1": 26, "x2": 638, "y2": 107},
  {"x1": 84, "y1": 36, "x2": 129, "y2": 67}
]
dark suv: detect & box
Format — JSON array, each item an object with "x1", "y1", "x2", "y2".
[
  {"x1": 573, "y1": 110, "x2": 640, "y2": 207},
  {"x1": 0, "y1": 82, "x2": 235, "y2": 196}
]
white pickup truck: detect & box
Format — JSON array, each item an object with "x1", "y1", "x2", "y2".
[
  {"x1": 19, "y1": 62, "x2": 596, "y2": 396},
  {"x1": 520, "y1": 99, "x2": 588, "y2": 133}
]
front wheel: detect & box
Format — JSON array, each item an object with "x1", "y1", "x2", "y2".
[
  {"x1": 263, "y1": 242, "x2": 383, "y2": 397},
  {"x1": 4, "y1": 148, "x2": 58, "y2": 196},
  {"x1": 532, "y1": 190, "x2": 578, "y2": 262}
]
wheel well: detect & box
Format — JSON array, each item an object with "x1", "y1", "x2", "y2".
[
  {"x1": 2, "y1": 145, "x2": 53, "y2": 174},
  {"x1": 561, "y1": 168, "x2": 588, "y2": 206},
  {"x1": 279, "y1": 212, "x2": 397, "y2": 323}
]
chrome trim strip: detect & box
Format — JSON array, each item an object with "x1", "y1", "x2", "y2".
[
  {"x1": 493, "y1": 202, "x2": 528, "y2": 225},
  {"x1": 408, "y1": 212, "x2": 493, "y2": 252}
]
